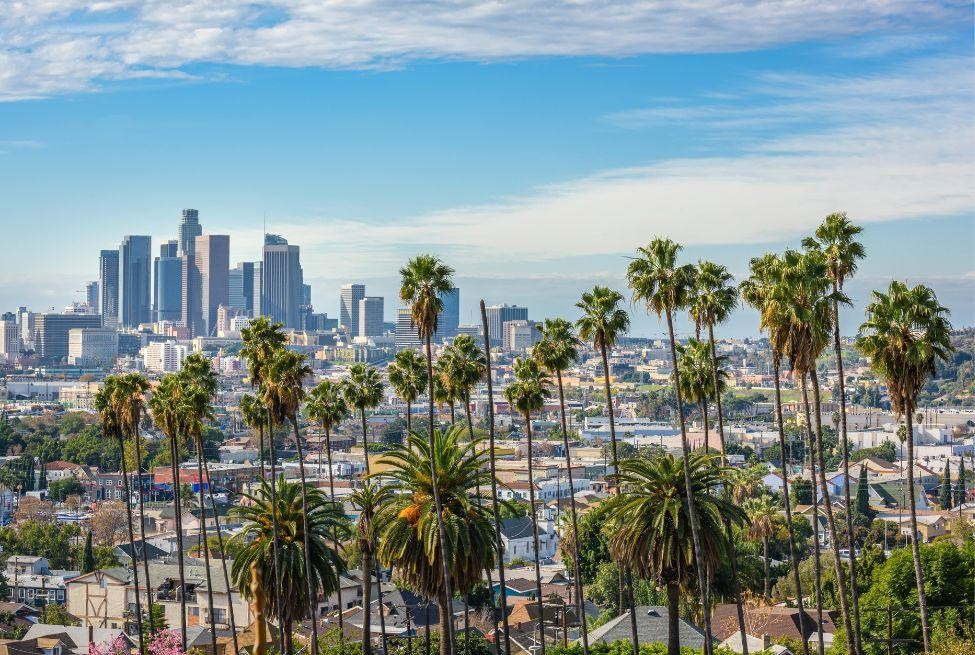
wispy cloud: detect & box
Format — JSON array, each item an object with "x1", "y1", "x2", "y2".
[{"x1": 1, "y1": 1, "x2": 968, "y2": 100}]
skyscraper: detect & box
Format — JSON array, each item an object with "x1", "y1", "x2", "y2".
[
  {"x1": 340, "y1": 284, "x2": 365, "y2": 335},
  {"x1": 85, "y1": 281, "x2": 99, "y2": 315},
  {"x1": 228, "y1": 262, "x2": 256, "y2": 312},
  {"x1": 252, "y1": 263, "x2": 262, "y2": 316},
  {"x1": 154, "y1": 240, "x2": 182, "y2": 322},
  {"x1": 485, "y1": 304, "x2": 528, "y2": 346},
  {"x1": 261, "y1": 234, "x2": 302, "y2": 329},
  {"x1": 358, "y1": 296, "x2": 384, "y2": 337},
  {"x1": 440, "y1": 287, "x2": 460, "y2": 339},
  {"x1": 35, "y1": 313, "x2": 103, "y2": 363},
  {"x1": 99, "y1": 249, "x2": 120, "y2": 327},
  {"x1": 178, "y1": 208, "x2": 202, "y2": 257},
  {"x1": 190, "y1": 235, "x2": 230, "y2": 336},
  {"x1": 119, "y1": 235, "x2": 152, "y2": 328}
]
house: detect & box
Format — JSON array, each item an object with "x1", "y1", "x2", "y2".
[
  {"x1": 506, "y1": 596, "x2": 583, "y2": 642},
  {"x1": 712, "y1": 604, "x2": 838, "y2": 644},
  {"x1": 43, "y1": 461, "x2": 84, "y2": 483},
  {"x1": 4, "y1": 557, "x2": 78, "y2": 606},
  {"x1": 343, "y1": 587, "x2": 463, "y2": 641},
  {"x1": 0, "y1": 601, "x2": 40, "y2": 632},
  {"x1": 499, "y1": 517, "x2": 557, "y2": 563},
  {"x1": 19, "y1": 624, "x2": 135, "y2": 655},
  {"x1": 876, "y1": 511, "x2": 950, "y2": 543},
  {"x1": 587, "y1": 606, "x2": 704, "y2": 649},
  {"x1": 719, "y1": 632, "x2": 794, "y2": 655}
]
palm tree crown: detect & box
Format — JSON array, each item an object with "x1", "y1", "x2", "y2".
[
  {"x1": 344, "y1": 364, "x2": 384, "y2": 417},
  {"x1": 387, "y1": 349, "x2": 428, "y2": 405},
  {"x1": 676, "y1": 338, "x2": 728, "y2": 411},
  {"x1": 240, "y1": 316, "x2": 288, "y2": 388},
  {"x1": 503, "y1": 358, "x2": 551, "y2": 418},
  {"x1": 306, "y1": 380, "x2": 350, "y2": 434},
  {"x1": 533, "y1": 318, "x2": 580, "y2": 374},
  {"x1": 626, "y1": 238, "x2": 696, "y2": 318},
  {"x1": 689, "y1": 260, "x2": 737, "y2": 335},
  {"x1": 575, "y1": 286, "x2": 629, "y2": 353},
  {"x1": 801, "y1": 212, "x2": 865, "y2": 290},
  {"x1": 400, "y1": 255, "x2": 455, "y2": 340}
]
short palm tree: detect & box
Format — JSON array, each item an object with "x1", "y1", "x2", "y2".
[
  {"x1": 856, "y1": 281, "x2": 953, "y2": 654},
  {"x1": 344, "y1": 364, "x2": 385, "y2": 475},
  {"x1": 626, "y1": 238, "x2": 714, "y2": 655},
  {"x1": 400, "y1": 253, "x2": 458, "y2": 650},
  {"x1": 604, "y1": 453, "x2": 746, "y2": 655},
  {"x1": 240, "y1": 394, "x2": 269, "y2": 479},
  {"x1": 231, "y1": 477, "x2": 349, "y2": 655},
  {"x1": 434, "y1": 356, "x2": 460, "y2": 425},
  {"x1": 675, "y1": 338, "x2": 728, "y2": 453},
  {"x1": 387, "y1": 349, "x2": 428, "y2": 434},
  {"x1": 352, "y1": 482, "x2": 395, "y2": 655},
  {"x1": 441, "y1": 334, "x2": 486, "y2": 440},
  {"x1": 503, "y1": 357, "x2": 551, "y2": 655},
  {"x1": 377, "y1": 427, "x2": 497, "y2": 655},
  {"x1": 533, "y1": 317, "x2": 589, "y2": 654},
  {"x1": 743, "y1": 495, "x2": 778, "y2": 601}
]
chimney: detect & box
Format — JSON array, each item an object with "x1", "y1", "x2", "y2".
[{"x1": 763, "y1": 633, "x2": 772, "y2": 651}]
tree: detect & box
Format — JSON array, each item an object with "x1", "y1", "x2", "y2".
[
  {"x1": 603, "y1": 452, "x2": 746, "y2": 655},
  {"x1": 675, "y1": 338, "x2": 728, "y2": 452},
  {"x1": 240, "y1": 394, "x2": 269, "y2": 479},
  {"x1": 14, "y1": 497, "x2": 53, "y2": 524},
  {"x1": 387, "y1": 349, "x2": 428, "y2": 434},
  {"x1": 231, "y1": 476, "x2": 349, "y2": 655},
  {"x1": 857, "y1": 280, "x2": 954, "y2": 653},
  {"x1": 854, "y1": 466, "x2": 874, "y2": 523},
  {"x1": 743, "y1": 494, "x2": 777, "y2": 601},
  {"x1": 40, "y1": 603, "x2": 77, "y2": 626},
  {"x1": 82, "y1": 530, "x2": 96, "y2": 573},
  {"x1": 91, "y1": 500, "x2": 128, "y2": 545},
  {"x1": 400, "y1": 253, "x2": 458, "y2": 654},
  {"x1": 48, "y1": 477, "x2": 84, "y2": 502},
  {"x1": 351, "y1": 482, "x2": 394, "y2": 655},
  {"x1": 939, "y1": 461, "x2": 953, "y2": 510},
  {"x1": 955, "y1": 457, "x2": 968, "y2": 508}
]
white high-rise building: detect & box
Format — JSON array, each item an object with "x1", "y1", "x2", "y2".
[
  {"x1": 142, "y1": 341, "x2": 188, "y2": 373},
  {"x1": 0, "y1": 320, "x2": 19, "y2": 363},
  {"x1": 340, "y1": 284, "x2": 365, "y2": 334},
  {"x1": 502, "y1": 320, "x2": 538, "y2": 352},
  {"x1": 358, "y1": 296, "x2": 384, "y2": 338}
]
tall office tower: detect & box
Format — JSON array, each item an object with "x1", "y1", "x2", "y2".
[
  {"x1": 119, "y1": 235, "x2": 152, "y2": 328},
  {"x1": 440, "y1": 287, "x2": 460, "y2": 339},
  {"x1": 16, "y1": 307, "x2": 35, "y2": 351},
  {"x1": 340, "y1": 284, "x2": 365, "y2": 335},
  {"x1": 177, "y1": 208, "x2": 202, "y2": 257},
  {"x1": 85, "y1": 281, "x2": 99, "y2": 315},
  {"x1": 186, "y1": 235, "x2": 230, "y2": 337},
  {"x1": 153, "y1": 240, "x2": 181, "y2": 322},
  {"x1": 0, "y1": 320, "x2": 19, "y2": 363},
  {"x1": 228, "y1": 262, "x2": 256, "y2": 311},
  {"x1": 35, "y1": 313, "x2": 103, "y2": 363},
  {"x1": 485, "y1": 304, "x2": 528, "y2": 346},
  {"x1": 252, "y1": 263, "x2": 262, "y2": 316},
  {"x1": 99, "y1": 249, "x2": 120, "y2": 327},
  {"x1": 395, "y1": 308, "x2": 422, "y2": 348},
  {"x1": 301, "y1": 282, "x2": 312, "y2": 308},
  {"x1": 262, "y1": 234, "x2": 302, "y2": 329},
  {"x1": 358, "y1": 296, "x2": 384, "y2": 337}
]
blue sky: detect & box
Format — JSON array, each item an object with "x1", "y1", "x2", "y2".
[{"x1": 1, "y1": 1, "x2": 972, "y2": 336}]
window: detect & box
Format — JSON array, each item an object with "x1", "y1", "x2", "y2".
[{"x1": 212, "y1": 608, "x2": 227, "y2": 623}]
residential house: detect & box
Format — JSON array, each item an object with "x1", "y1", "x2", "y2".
[
  {"x1": 587, "y1": 606, "x2": 704, "y2": 649},
  {"x1": 712, "y1": 604, "x2": 838, "y2": 646},
  {"x1": 499, "y1": 516, "x2": 557, "y2": 564}
]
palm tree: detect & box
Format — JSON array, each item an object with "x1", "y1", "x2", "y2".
[
  {"x1": 435, "y1": 356, "x2": 460, "y2": 426},
  {"x1": 400, "y1": 253, "x2": 458, "y2": 653},
  {"x1": 675, "y1": 338, "x2": 728, "y2": 452},
  {"x1": 504, "y1": 357, "x2": 551, "y2": 655},
  {"x1": 533, "y1": 317, "x2": 588, "y2": 655},
  {"x1": 94, "y1": 377, "x2": 145, "y2": 652},
  {"x1": 306, "y1": 379, "x2": 352, "y2": 638},
  {"x1": 802, "y1": 213, "x2": 866, "y2": 655},
  {"x1": 240, "y1": 394, "x2": 269, "y2": 479},
  {"x1": 603, "y1": 453, "x2": 746, "y2": 655},
  {"x1": 231, "y1": 477, "x2": 350, "y2": 655},
  {"x1": 352, "y1": 482, "x2": 395, "y2": 655},
  {"x1": 376, "y1": 427, "x2": 497, "y2": 655},
  {"x1": 626, "y1": 238, "x2": 715, "y2": 655},
  {"x1": 388, "y1": 349, "x2": 428, "y2": 434},
  {"x1": 856, "y1": 281, "x2": 953, "y2": 654},
  {"x1": 743, "y1": 495, "x2": 777, "y2": 601}
]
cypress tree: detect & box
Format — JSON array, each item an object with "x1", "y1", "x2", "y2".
[
  {"x1": 854, "y1": 465, "x2": 873, "y2": 521},
  {"x1": 939, "y1": 461, "x2": 952, "y2": 510},
  {"x1": 955, "y1": 458, "x2": 967, "y2": 508},
  {"x1": 82, "y1": 531, "x2": 96, "y2": 573}
]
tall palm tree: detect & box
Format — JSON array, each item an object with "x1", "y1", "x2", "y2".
[
  {"x1": 740, "y1": 254, "x2": 810, "y2": 655},
  {"x1": 240, "y1": 394, "x2": 269, "y2": 480},
  {"x1": 377, "y1": 427, "x2": 497, "y2": 655},
  {"x1": 802, "y1": 213, "x2": 865, "y2": 655},
  {"x1": 675, "y1": 338, "x2": 728, "y2": 452},
  {"x1": 856, "y1": 281, "x2": 953, "y2": 654},
  {"x1": 388, "y1": 349, "x2": 428, "y2": 434},
  {"x1": 743, "y1": 495, "x2": 777, "y2": 601},
  {"x1": 400, "y1": 254, "x2": 457, "y2": 654},
  {"x1": 231, "y1": 477, "x2": 350, "y2": 655},
  {"x1": 603, "y1": 453, "x2": 746, "y2": 655},
  {"x1": 352, "y1": 482, "x2": 395, "y2": 655},
  {"x1": 533, "y1": 317, "x2": 589, "y2": 655},
  {"x1": 306, "y1": 379, "x2": 352, "y2": 638},
  {"x1": 263, "y1": 349, "x2": 323, "y2": 655},
  {"x1": 94, "y1": 377, "x2": 145, "y2": 653},
  {"x1": 504, "y1": 357, "x2": 551, "y2": 655},
  {"x1": 435, "y1": 356, "x2": 460, "y2": 426},
  {"x1": 626, "y1": 238, "x2": 714, "y2": 655}
]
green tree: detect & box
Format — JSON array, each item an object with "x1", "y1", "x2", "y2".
[
  {"x1": 351, "y1": 482, "x2": 394, "y2": 655},
  {"x1": 386, "y1": 349, "x2": 428, "y2": 434},
  {"x1": 939, "y1": 461, "x2": 953, "y2": 510},
  {"x1": 955, "y1": 458, "x2": 968, "y2": 508},
  {"x1": 81, "y1": 530, "x2": 96, "y2": 573},
  {"x1": 675, "y1": 338, "x2": 728, "y2": 453},
  {"x1": 743, "y1": 494, "x2": 777, "y2": 601},
  {"x1": 48, "y1": 477, "x2": 84, "y2": 502},
  {"x1": 40, "y1": 603, "x2": 77, "y2": 626},
  {"x1": 854, "y1": 466, "x2": 874, "y2": 523}
]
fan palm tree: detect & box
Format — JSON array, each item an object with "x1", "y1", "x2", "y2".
[
  {"x1": 856, "y1": 281, "x2": 953, "y2": 654},
  {"x1": 306, "y1": 379, "x2": 352, "y2": 637},
  {"x1": 503, "y1": 357, "x2": 551, "y2": 655},
  {"x1": 400, "y1": 253, "x2": 458, "y2": 652},
  {"x1": 387, "y1": 349, "x2": 428, "y2": 434},
  {"x1": 802, "y1": 212, "x2": 866, "y2": 655},
  {"x1": 533, "y1": 317, "x2": 589, "y2": 655},
  {"x1": 740, "y1": 254, "x2": 810, "y2": 655},
  {"x1": 94, "y1": 377, "x2": 145, "y2": 652},
  {"x1": 675, "y1": 338, "x2": 728, "y2": 453},
  {"x1": 743, "y1": 495, "x2": 777, "y2": 601},
  {"x1": 626, "y1": 238, "x2": 714, "y2": 655},
  {"x1": 240, "y1": 394, "x2": 269, "y2": 479},
  {"x1": 376, "y1": 427, "x2": 497, "y2": 655},
  {"x1": 352, "y1": 482, "x2": 395, "y2": 655},
  {"x1": 603, "y1": 453, "x2": 746, "y2": 655},
  {"x1": 435, "y1": 356, "x2": 461, "y2": 426},
  {"x1": 231, "y1": 477, "x2": 350, "y2": 655}
]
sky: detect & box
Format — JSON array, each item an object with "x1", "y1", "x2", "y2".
[{"x1": 1, "y1": 1, "x2": 973, "y2": 338}]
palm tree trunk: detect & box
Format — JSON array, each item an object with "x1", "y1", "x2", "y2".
[
  {"x1": 524, "y1": 415, "x2": 546, "y2": 655},
  {"x1": 665, "y1": 310, "x2": 713, "y2": 655},
  {"x1": 463, "y1": 400, "x2": 495, "y2": 648},
  {"x1": 425, "y1": 332, "x2": 455, "y2": 655},
  {"x1": 763, "y1": 537, "x2": 770, "y2": 601},
  {"x1": 480, "y1": 300, "x2": 512, "y2": 655},
  {"x1": 131, "y1": 429, "x2": 155, "y2": 637},
  {"x1": 666, "y1": 582, "x2": 680, "y2": 655},
  {"x1": 291, "y1": 418, "x2": 320, "y2": 655},
  {"x1": 267, "y1": 417, "x2": 286, "y2": 653},
  {"x1": 773, "y1": 360, "x2": 810, "y2": 655},
  {"x1": 702, "y1": 398, "x2": 709, "y2": 452},
  {"x1": 118, "y1": 436, "x2": 145, "y2": 654},
  {"x1": 193, "y1": 442, "x2": 219, "y2": 655},
  {"x1": 439, "y1": 590, "x2": 452, "y2": 655},
  {"x1": 905, "y1": 411, "x2": 931, "y2": 653},
  {"x1": 555, "y1": 370, "x2": 589, "y2": 655},
  {"x1": 361, "y1": 409, "x2": 389, "y2": 655},
  {"x1": 168, "y1": 432, "x2": 188, "y2": 650},
  {"x1": 362, "y1": 545, "x2": 373, "y2": 655},
  {"x1": 706, "y1": 325, "x2": 748, "y2": 655},
  {"x1": 831, "y1": 294, "x2": 863, "y2": 655},
  {"x1": 323, "y1": 423, "x2": 345, "y2": 639},
  {"x1": 407, "y1": 400, "x2": 412, "y2": 435},
  {"x1": 204, "y1": 470, "x2": 240, "y2": 655},
  {"x1": 800, "y1": 376, "x2": 825, "y2": 655},
  {"x1": 259, "y1": 424, "x2": 267, "y2": 481},
  {"x1": 599, "y1": 341, "x2": 640, "y2": 655},
  {"x1": 809, "y1": 370, "x2": 855, "y2": 655}
]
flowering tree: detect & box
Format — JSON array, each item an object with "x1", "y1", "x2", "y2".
[
  {"x1": 148, "y1": 630, "x2": 189, "y2": 655},
  {"x1": 88, "y1": 637, "x2": 128, "y2": 655}
]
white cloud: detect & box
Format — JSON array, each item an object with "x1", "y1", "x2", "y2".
[{"x1": 0, "y1": 0, "x2": 968, "y2": 100}]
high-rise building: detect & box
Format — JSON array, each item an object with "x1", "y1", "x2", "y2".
[
  {"x1": 358, "y1": 296, "x2": 384, "y2": 337},
  {"x1": 485, "y1": 304, "x2": 528, "y2": 346},
  {"x1": 177, "y1": 208, "x2": 202, "y2": 257},
  {"x1": 143, "y1": 341, "x2": 189, "y2": 373},
  {"x1": 35, "y1": 313, "x2": 103, "y2": 363},
  {"x1": 252, "y1": 263, "x2": 262, "y2": 316},
  {"x1": 440, "y1": 287, "x2": 460, "y2": 339},
  {"x1": 153, "y1": 240, "x2": 181, "y2": 323},
  {"x1": 502, "y1": 319, "x2": 539, "y2": 352},
  {"x1": 261, "y1": 234, "x2": 302, "y2": 329},
  {"x1": 119, "y1": 235, "x2": 152, "y2": 328},
  {"x1": 67, "y1": 328, "x2": 119, "y2": 367},
  {"x1": 395, "y1": 308, "x2": 422, "y2": 348},
  {"x1": 340, "y1": 284, "x2": 365, "y2": 335},
  {"x1": 189, "y1": 235, "x2": 230, "y2": 337},
  {"x1": 0, "y1": 320, "x2": 19, "y2": 363},
  {"x1": 99, "y1": 249, "x2": 120, "y2": 327},
  {"x1": 85, "y1": 281, "x2": 99, "y2": 315},
  {"x1": 228, "y1": 262, "x2": 256, "y2": 311},
  {"x1": 17, "y1": 307, "x2": 36, "y2": 351}
]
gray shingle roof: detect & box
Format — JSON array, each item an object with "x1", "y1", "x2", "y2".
[{"x1": 587, "y1": 606, "x2": 704, "y2": 648}]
